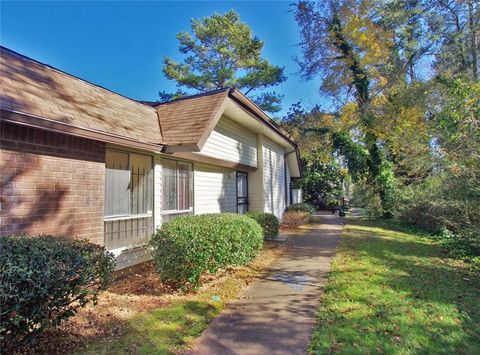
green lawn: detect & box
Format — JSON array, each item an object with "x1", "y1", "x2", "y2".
[{"x1": 309, "y1": 217, "x2": 480, "y2": 354}]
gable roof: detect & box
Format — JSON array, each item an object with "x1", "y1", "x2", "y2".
[
  {"x1": 155, "y1": 89, "x2": 229, "y2": 148},
  {"x1": 0, "y1": 46, "x2": 299, "y2": 172},
  {"x1": 153, "y1": 88, "x2": 297, "y2": 152},
  {"x1": 0, "y1": 46, "x2": 163, "y2": 149}
]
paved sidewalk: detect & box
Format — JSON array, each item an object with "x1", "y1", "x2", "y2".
[{"x1": 188, "y1": 213, "x2": 343, "y2": 355}]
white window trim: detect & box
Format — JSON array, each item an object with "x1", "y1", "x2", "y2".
[
  {"x1": 104, "y1": 212, "x2": 153, "y2": 222},
  {"x1": 161, "y1": 208, "x2": 193, "y2": 215},
  {"x1": 161, "y1": 158, "x2": 194, "y2": 213}
]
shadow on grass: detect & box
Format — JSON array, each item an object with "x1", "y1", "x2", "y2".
[
  {"x1": 107, "y1": 300, "x2": 220, "y2": 354},
  {"x1": 310, "y1": 217, "x2": 480, "y2": 354}
]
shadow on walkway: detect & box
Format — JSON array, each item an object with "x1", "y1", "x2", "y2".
[{"x1": 187, "y1": 215, "x2": 343, "y2": 355}]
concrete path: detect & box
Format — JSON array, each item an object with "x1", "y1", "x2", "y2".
[{"x1": 188, "y1": 213, "x2": 343, "y2": 355}]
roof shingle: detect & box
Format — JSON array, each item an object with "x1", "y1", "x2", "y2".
[
  {"x1": 0, "y1": 47, "x2": 163, "y2": 144},
  {"x1": 155, "y1": 89, "x2": 229, "y2": 148}
]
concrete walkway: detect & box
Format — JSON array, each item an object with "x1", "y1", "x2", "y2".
[{"x1": 188, "y1": 213, "x2": 343, "y2": 355}]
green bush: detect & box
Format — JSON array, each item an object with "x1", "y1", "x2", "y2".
[
  {"x1": 0, "y1": 235, "x2": 115, "y2": 351},
  {"x1": 245, "y1": 211, "x2": 279, "y2": 239},
  {"x1": 286, "y1": 203, "x2": 315, "y2": 214},
  {"x1": 431, "y1": 228, "x2": 480, "y2": 270},
  {"x1": 150, "y1": 213, "x2": 263, "y2": 288}
]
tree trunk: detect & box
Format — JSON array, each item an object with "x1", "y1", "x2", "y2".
[
  {"x1": 468, "y1": 0, "x2": 478, "y2": 80},
  {"x1": 328, "y1": 10, "x2": 395, "y2": 217}
]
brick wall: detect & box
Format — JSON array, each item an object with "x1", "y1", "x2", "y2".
[{"x1": 0, "y1": 121, "x2": 106, "y2": 245}]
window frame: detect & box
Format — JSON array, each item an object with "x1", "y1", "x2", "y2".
[
  {"x1": 236, "y1": 171, "x2": 249, "y2": 214},
  {"x1": 104, "y1": 149, "x2": 154, "y2": 220},
  {"x1": 161, "y1": 158, "x2": 194, "y2": 214}
]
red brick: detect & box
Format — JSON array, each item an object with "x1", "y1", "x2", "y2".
[{"x1": 1, "y1": 122, "x2": 105, "y2": 244}]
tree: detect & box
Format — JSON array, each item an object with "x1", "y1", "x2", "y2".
[
  {"x1": 429, "y1": 0, "x2": 479, "y2": 80},
  {"x1": 294, "y1": 0, "x2": 406, "y2": 216},
  {"x1": 162, "y1": 10, "x2": 286, "y2": 113},
  {"x1": 298, "y1": 160, "x2": 345, "y2": 206}
]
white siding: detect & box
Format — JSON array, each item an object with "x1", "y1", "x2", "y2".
[
  {"x1": 199, "y1": 115, "x2": 257, "y2": 167},
  {"x1": 292, "y1": 189, "x2": 303, "y2": 204},
  {"x1": 286, "y1": 163, "x2": 291, "y2": 206},
  {"x1": 154, "y1": 155, "x2": 162, "y2": 229},
  {"x1": 115, "y1": 248, "x2": 152, "y2": 271},
  {"x1": 194, "y1": 162, "x2": 237, "y2": 214},
  {"x1": 263, "y1": 137, "x2": 286, "y2": 220},
  {"x1": 248, "y1": 134, "x2": 264, "y2": 212}
]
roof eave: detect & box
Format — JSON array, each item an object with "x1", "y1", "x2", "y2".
[
  {"x1": 228, "y1": 88, "x2": 298, "y2": 148},
  {"x1": 1, "y1": 109, "x2": 165, "y2": 154}
]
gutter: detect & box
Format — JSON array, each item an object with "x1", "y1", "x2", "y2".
[
  {"x1": 228, "y1": 88, "x2": 298, "y2": 148},
  {"x1": 285, "y1": 149, "x2": 303, "y2": 178}
]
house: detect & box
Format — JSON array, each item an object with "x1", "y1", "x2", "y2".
[{"x1": 0, "y1": 46, "x2": 301, "y2": 269}]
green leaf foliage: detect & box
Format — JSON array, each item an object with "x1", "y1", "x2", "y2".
[
  {"x1": 251, "y1": 92, "x2": 284, "y2": 114},
  {"x1": 0, "y1": 235, "x2": 115, "y2": 351},
  {"x1": 149, "y1": 213, "x2": 263, "y2": 288},
  {"x1": 286, "y1": 203, "x2": 316, "y2": 214},
  {"x1": 162, "y1": 10, "x2": 286, "y2": 112},
  {"x1": 158, "y1": 89, "x2": 188, "y2": 103},
  {"x1": 296, "y1": 161, "x2": 345, "y2": 206},
  {"x1": 245, "y1": 211, "x2": 280, "y2": 240}
]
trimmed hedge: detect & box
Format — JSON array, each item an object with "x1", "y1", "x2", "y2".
[
  {"x1": 0, "y1": 235, "x2": 115, "y2": 350},
  {"x1": 245, "y1": 211, "x2": 279, "y2": 239},
  {"x1": 281, "y1": 211, "x2": 311, "y2": 229},
  {"x1": 150, "y1": 213, "x2": 263, "y2": 288},
  {"x1": 286, "y1": 203, "x2": 316, "y2": 214}
]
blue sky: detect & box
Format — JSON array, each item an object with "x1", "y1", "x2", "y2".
[{"x1": 0, "y1": 1, "x2": 327, "y2": 117}]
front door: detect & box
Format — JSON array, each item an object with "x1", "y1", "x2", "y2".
[{"x1": 236, "y1": 171, "x2": 248, "y2": 214}]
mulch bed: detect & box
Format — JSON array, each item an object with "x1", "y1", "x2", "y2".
[
  {"x1": 12, "y1": 241, "x2": 288, "y2": 355},
  {"x1": 12, "y1": 263, "x2": 173, "y2": 355}
]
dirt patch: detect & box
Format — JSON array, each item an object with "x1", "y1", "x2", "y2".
[{"x1": 13, "y1": 240, "x2": 287, "y2": 354}]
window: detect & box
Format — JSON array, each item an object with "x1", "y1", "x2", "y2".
[
  {"x1": 105, "y1": 151, "x2": 130, "y2": 217},
  {"x1": 237, "y1": 171, "x2": 248, "y2": 214},
  {"x1": 162, "y1": 159, "x2": 193, "y2": 213},
  {"x1": 104, "y1": 150, "x2": 153, "y2": 251},
  {"x1": 105, "y1": 151, "x2": 153, "y2": 217}
]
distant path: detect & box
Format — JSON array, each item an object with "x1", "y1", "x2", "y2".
[{"x1": 188, "y1": 212, "x2": 343, "y2": 355}]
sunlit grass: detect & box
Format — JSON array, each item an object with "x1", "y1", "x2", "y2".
[
  {"x1": 309, "y1": 217, "x2": 480, "y2": 354},
  {"x1": 78, "y1": 242, "x2": 285, "y2": 355}
]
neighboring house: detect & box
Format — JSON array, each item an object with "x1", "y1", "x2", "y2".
[{"x1": 0, "y1": 46, "x2": 301, "y2": 269}]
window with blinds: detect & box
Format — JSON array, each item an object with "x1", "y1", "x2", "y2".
[
  {"x1": 162, "y1": 159, "x2": 193, "y2": 221},
  {"x1": 104, "y1": 150, "x2": 153, "y2": 251}
]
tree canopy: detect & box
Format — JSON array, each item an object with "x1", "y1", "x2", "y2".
[
  {"x1": 285, "y1": 0, "x2": 479, "y2": 258},
  {"x1": 161, "y1": 10, "x2": 286, "y2": 113}
]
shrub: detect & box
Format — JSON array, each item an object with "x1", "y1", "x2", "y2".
[
  {"x1": 286, "y1": 203, "x2": 315, "y2": 214},
  {"x1": 245, "y1": 211, "x2": 279, "y2": 239},
  {"x1": 281, "y1": 211, "x2": 310, "y2": 229},
  {"x1": 0, "y1": 235, "x2": 115, "y2": 350},
  {"x1": 431, "y1": 228, "x2": 480, "y2": 271},
  {"x1": 150, "y1": 213, "x2": 263, "y2": 288}
]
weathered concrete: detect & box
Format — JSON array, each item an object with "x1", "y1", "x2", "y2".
[{"x1": 188, "y1": 213, "x2": 343, "y2": 355}]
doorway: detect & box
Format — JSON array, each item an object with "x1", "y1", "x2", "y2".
[{"x1": 236, "y1": 171, "x2": 248, "y2": 214}]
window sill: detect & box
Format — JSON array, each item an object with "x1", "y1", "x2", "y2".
[
  {"x1": 161, "y1": 209, "x2": 193, "y2": 215},
  {"x1": 104, "y1": 213, "x2": 153, "y2": 222},
  {"x1": 108, "y1": 242, "x2": 151, "y2": 256}
]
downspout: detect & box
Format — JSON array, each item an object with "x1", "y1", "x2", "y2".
[{"x1": 284, "y1": 155, "x2": 288, "y2": 207}]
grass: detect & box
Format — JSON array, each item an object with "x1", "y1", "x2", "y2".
[
  {"x1": 96, "y1": 300, "x2": 220, "y2": 354},
  {"x1": 309, "y1": 216, "x2": 480, "y2": 354},
  {"x1": 70, "y1": 241, "x2": 286, "y2": 355},
  {"x1": 17, "y1": 240, "x2": 286, "y2": 354}
]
